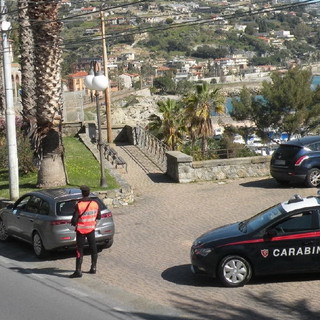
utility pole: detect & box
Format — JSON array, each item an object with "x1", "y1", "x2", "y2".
[
  {"x1": 100, "y1": 11, "x2": 112, "y2": 143},
  {"x1": 1, "y1": 0, "x2": 19, "y2": 200}
]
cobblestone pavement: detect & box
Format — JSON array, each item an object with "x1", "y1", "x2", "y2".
[
  {"x1": 3, "y1": 146, "x2": 320, "y2": 319},
  {"x1": 96, "y1": 145, "x2": 320, "y2": 319}
]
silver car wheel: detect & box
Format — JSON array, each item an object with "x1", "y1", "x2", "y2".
[
  {"x1": 306, "y1": 168, "x2": 320, "y2": 187},
  {"x1": 33, "y1": 232, "x2": 46, "y2": 258},
  {"x1": 218, "y1": 255, "x2": 252, "y2": 287},
  {"x1": 0, "y1": 219, "x2": 9, "y2": 241}
]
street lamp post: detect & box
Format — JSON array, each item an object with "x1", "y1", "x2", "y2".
[
  {"x1": 1, "y1": 16, "x2": 19, "y2": 200},
  {"x1": 84, "y1": 61, "x2": 109, "y2": 188}
]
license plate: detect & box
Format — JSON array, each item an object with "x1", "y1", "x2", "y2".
[{"x1": 274, "y1": 159, "x2": 285, "y2": 165}]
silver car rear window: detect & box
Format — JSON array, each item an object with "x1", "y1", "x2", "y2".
[
  {"x1": 56, "y1": 197, "x2": 106, "y2": 216},
  {"x1": 57, "y1": 200, "x2": 77, "y2": 216}
]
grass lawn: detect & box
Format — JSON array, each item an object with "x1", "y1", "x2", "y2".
[{"x1": 0, "y1": 136, "x2": 119, "y2": 199}]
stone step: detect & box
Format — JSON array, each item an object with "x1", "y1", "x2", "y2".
[{"x1": 115, "y1": 144, "x2": 163, "y2": 175}]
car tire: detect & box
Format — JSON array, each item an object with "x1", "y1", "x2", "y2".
[
  {"x1": 305, "y1": 168, "x2": 320, "y2": 187},
  {"x1": 0, "y1": 218, "x2": 9, "y2": 241},
  {"x1": 218, "y1": 255, "x2": 252, "y2": 287},
  {"x1": 33, "y1": 232, "x2": 47, "y2": 259}
]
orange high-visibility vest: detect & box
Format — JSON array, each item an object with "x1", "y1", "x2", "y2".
[{"x1": 76, "y1": 200, "x2": 99, "y2": 234}]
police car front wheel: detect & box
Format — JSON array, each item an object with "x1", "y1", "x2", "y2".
[{"x1": 218, "y1": 255, "x2": 252, "y2": 287}]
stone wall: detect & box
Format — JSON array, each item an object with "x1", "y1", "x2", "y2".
[{"x1": 166, "y1": 151, "x2": 271, "y2": 183}]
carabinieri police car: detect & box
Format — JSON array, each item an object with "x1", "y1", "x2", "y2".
[{"x1": 191, "y1": 193, "x2": 320, "y2": 287}]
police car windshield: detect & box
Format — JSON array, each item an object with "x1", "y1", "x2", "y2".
[{"x1": 240, "y1": 204, "x2": 285, "y2": 232}]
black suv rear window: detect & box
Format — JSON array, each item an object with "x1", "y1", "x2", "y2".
[
  {"x1": 274, "y1": 145, "x2": 302, "y2": 159},
  {"x1": 307, "y1": 142, "x2": 320, "y2": 151},
  {"x1": 56, "y1": 198, "x2": 106, "y2": 216}
]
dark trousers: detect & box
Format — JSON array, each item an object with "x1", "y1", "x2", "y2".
[{"x1": 75, "y1": 230, "x2": 97, "y2": 259}]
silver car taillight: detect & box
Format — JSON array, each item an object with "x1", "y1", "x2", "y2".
[
  {"x1": 50, "y1": 220, "x2": 70, "y2": 226},
  {"x1": 101, "y1": 212, "x2": 112, "y2": 218}
]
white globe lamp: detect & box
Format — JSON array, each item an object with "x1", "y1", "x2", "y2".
[
  {"x1": 84, "y1": 69, "x2": 95, "y2": 90},
  {"x1": 92, "y1": 71, "x2": 109, "y2": 91}
]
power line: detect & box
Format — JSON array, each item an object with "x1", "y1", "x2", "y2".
[
  {"x1": 4, "y1": 0, "x2": 320, "y2": 51},
  {"x1": 63, "y1": 0, "x2": 319, "y2": 49},
  {"x1": 5, "y1": 0, "x2": 148, "y2": 23}
]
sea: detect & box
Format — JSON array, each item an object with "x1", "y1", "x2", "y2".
[{"x1": 224, "y1": 75, "x2": 320, "y2": 114}]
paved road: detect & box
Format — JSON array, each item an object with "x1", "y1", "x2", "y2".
[{"x1": 2, "y1": 147, "x2": 320, "y2": 319}]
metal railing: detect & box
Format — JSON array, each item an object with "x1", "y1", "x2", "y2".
[{"x1": 133, "y1": 126, "x2": 168, "y2": 171}]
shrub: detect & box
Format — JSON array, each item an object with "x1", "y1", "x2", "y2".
[{"x1": 0, "y1": 116, "x2": 36, "y2": 175}]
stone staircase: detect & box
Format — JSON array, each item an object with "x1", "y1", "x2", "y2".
[
  {"x1": 115, "y1": 144, "x2": 164, "y2": 175},
  {"x1": 111, "y1": 143, "x2": 173, "y2": 189},
  {"x1": 117, "y1": 145, "x2": 164, "y2": 174}
]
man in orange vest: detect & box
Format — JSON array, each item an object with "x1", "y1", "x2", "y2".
[{"x1": 70, "y1": 185, "x2": 101, "y2": 278}]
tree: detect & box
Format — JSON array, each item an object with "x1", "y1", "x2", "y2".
[
  {"x1": 230, "y1": 87, "x2": 258, "y2": 143},
  {"x1": 18, "y1": 0, "x2": 37, "y2": 131},
  {"x1": 148, "y1": 99, "x2": 186, "y2": 151},
  {"x1": 176, "y1": 80, "x2": 194, "y2": 95},
  {"x1": 191, "y1": 45, "x2": 228, "y2": 59},
  {"x1": 184, "y1": 82, "x2": 225, "y2": 155},
  {"x1": 153, "y1": 75, "x2": 176, "y2": 94},
  {"x1": 231, "y1": 67, "x2": 320, "y2": 140},
  {"x1": 293, "y1": 23, "x2": 312, "y2": 39},
  {"x1": 24, "y1": 0, "x2": 67, "y2": 187},
  {"x1": 0, "y1": 49, "x2": 3, "y2": 115}
]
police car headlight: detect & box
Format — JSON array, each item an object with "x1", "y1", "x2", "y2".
[
  {"x1": 193, "y1": 239, "x2": 201, "y2": 246},
  {"x1": 195, "y1": 248, "x2": 212, "y2": 256}
]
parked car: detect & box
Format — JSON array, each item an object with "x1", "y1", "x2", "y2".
[
  {"x1": 233, "y1": 134, "x2": 245, "y2": 144},
  {"x1": 270, "y1": 136, "x2": 320, "y2": 187},
  {"x1": 0, "y1": 188, "x2": 114, "y2": 258},
  {"x1": 191, "y1": 193, "x2": 320, "y2": 287}
]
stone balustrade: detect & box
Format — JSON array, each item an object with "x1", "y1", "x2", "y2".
[{"x1": 166, "y1": 151, "x2": 271, "y2": 183}]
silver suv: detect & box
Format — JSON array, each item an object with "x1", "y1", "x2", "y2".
[{"x1": 0, "y1": 188, "x2": 114, "y2": 258}]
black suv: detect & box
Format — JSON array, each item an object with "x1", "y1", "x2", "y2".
[{"x1": 270, "y1": 136, "x2": 320, "y2": 187}]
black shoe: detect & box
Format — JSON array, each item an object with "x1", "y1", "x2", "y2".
[
  {"x1": 89, "y1": 267, "x2": 96, "y2": 274},
  {"x1": 69, "y1": 271, "x2": 82, "y2": 278}
]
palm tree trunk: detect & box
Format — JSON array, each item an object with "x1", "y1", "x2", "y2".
[
  {"x1": 18, "y1": 0, "x2": 37, "y2": 129},
  {"x1": 201, "y1": 136, "x2": 208, "y2": 156},
  {"x1": 28, "y1": 0, "x2": 67, "y2": 187},
  {"x1": 0, "y1": 53, "x2": 4, "y2": 115}
]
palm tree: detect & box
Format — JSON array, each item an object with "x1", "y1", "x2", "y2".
[
  {"x1": 0, "y1": 53, "x2": 4, "y2": 115},
  {"x1": 148, "y1": 98, "x2": 186, "y2": 151},
  {"x1": 25, "y1": 0, "x2": 67, "y2": 187},
  {"x1": 184, "y1": 82, "x2": 225, "y2": 156},
  {"x1": 18, "y1": 0, "x2": 36, "y2": 130}
]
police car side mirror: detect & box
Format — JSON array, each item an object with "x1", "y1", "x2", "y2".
[{"x1": 265, "y1": 228, "x2": 277, "y2": 239}]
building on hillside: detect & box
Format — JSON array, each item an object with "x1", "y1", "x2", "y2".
[
  {"x1": 190, "y1": 65, "x2": 205, "y2": 78},
  {"x1": 234, "y1": 24, "x2": 247, "y2": 32},
  {"x1": 119, "y1": 52, "x2": 135, "y2": 61},
  {"x1": 61, "y1": 0, "x2": 71, "y2": 6},
  {"x1": 66, "y1": 71, "x2": 88, "y2": 92},
  {"x1": 119, "y1": 73, "x2": 140, "y2": 89},
  {"x1": 155, "y1": 66, "x2": 172, "y2": 77},
  {"x1": 106, "y1": 16, "x2": 128, "y2": 25},
  {"x1": 119, "y1": 74, "x2": 133, "y2": 89},
  {"x1": 72, "y1": 57, "x2": 103, "y2": 73},
  {"x1": 274, "y1": 30, "x2": 294, "y2": 39},
  {"x1": 81, "y1": 7, "x2": 97, "y2": 13},
  {"x1": 210, "y1": 56, "x2": 248, "y2": 76},
  {"x1": 174, "y1": 71, "x2": 189, "y2": 82}
]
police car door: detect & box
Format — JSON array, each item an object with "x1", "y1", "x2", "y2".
[{"x1": 257, "y1": 209, "x2": 319, "y2": 274}]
